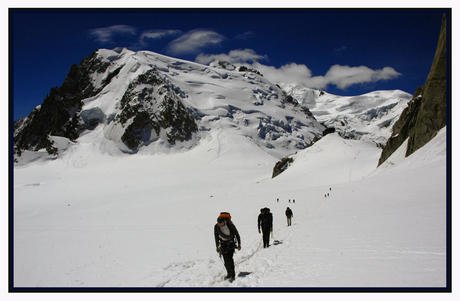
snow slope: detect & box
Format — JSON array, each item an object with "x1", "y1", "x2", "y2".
[
  {"x1": 13, "y1": 123, "x2": 447, "y2": 289},
  {"x1": 280, "y1": 83, "x2": 412, "y2": 146}
]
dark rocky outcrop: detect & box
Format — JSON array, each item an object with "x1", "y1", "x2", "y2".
[
  {"x1": 114, "y1": 68, "x2": 198, "y2": 150},
  {"x1": 13, "y1": 51, "x2": 111, "y2": 155},
  {"x1": 272, "y1": 156, "x2": 294, "y2": 178},
  {"x1": 322, "y1": 127, "x2": 336, "y2": 136},
  {"x1": 378, "y1": 14, "x2": 447, "y2": 166}
]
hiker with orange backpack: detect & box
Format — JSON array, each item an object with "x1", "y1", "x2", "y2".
[{"x1": 214, "y1": 212, "x2": 241, "y2": 282}]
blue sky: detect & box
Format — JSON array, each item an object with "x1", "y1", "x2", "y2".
[{"x1": 11, "y1": 8, "x2": 449, "y2": 121}]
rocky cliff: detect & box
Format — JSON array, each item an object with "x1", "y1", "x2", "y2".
[
  {"x1": 13, "y1": 51, "x2": 107, "y2": 155},
  {"x1": 378, "y1": 14, "x2": 447, "y2": 166}
]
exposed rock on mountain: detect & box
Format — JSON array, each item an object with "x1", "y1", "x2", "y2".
[
  {"x1": 272, "y1": 156, "x2": 294, "y2": 178},
  {"x1": 378, "y1": 14, "x2": 447, "y2": 166},
  {"x1": 113, "y1": 68, "x2": 197, "y2": 149},
  {"x1": 13, "y1": 50, "x2": 110, "y2": 155},
  {"x1": 279, "y1": 84, "x2": 412, "y2": 147},
  {"x1": 13, "y1": 48, "x2": 325, "y2": 160}
]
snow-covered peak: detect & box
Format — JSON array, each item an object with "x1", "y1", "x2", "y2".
[
  {"x1": 279, "y1": 83, "x2": 412, "y2": 146},
  {"x1": 14, "y1": 48, "x2": 328, "y2": 165},
  {"x1": 14, "y1": 48, "x2": 412, "y2": 167}
]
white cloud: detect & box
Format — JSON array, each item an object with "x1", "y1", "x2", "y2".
[
  {"x1": 138, "y1": 30, "x2": 182, "y2": 46},
  {"x1": 166, "y1": 29, "x2": 226, "y2": 55},
  {"x1": 195, "y1": 49, "x2": 268, "y2": 65},
  {"x1": 322, "y1": 65, "x2": 402, "y2": 89},
  {"x1": 252, "y1": 62, "x2": 401, "y2": 91},
  {"x1": 253, "y1": 62, "x2": 313, "y2": 84},
  {"x1": 88, "y1": 25, "x2": 137, "y2": 43}
]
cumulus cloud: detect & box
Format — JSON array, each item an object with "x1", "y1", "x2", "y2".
[
  {"x1": 195, "y1": 49, "x2": 268, "y2": 65},
  {"x1": 166, "y1": 29, "x2": 226, "y2": 55},
  {"x1": 253, "y1": 62, "x2": 313, "y2": 84},
  {"x1": 252, "y1": 62, "x2": 400, "y2": 91},
  {"x1": 88, "y1": 25, "x2": 137, "y2": 43},
  {"x1": 322, "y1": 65, "x2": 402, "y2": 89}
]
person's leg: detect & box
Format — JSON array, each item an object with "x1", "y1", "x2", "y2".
[
  {"x1": 263, "y1": 227, "x2": 270, "y2": 247},
  {"x1": 223, "y1": 249, "x2": 235, "y2": 279}
]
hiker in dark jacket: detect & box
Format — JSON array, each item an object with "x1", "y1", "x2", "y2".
[
  {"x1": 285, "y1": 207, "x2": 293, "y2": 226},
  {"x1": 214, "y1": 215, "x2": 241, "y2": 282},
  {"x1": 258, "y1": 207, "x2": 273, "y2": 248}
]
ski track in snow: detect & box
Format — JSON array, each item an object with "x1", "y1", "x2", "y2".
[{"x1": 145, "y1": 223, "x2": 297, "y2": 288}]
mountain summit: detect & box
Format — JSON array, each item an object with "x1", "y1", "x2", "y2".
[{"x1": 14, "y1": 48, "x2": 330, "y2": 161}]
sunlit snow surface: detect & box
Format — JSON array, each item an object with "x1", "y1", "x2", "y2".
[{"x1": 13, "y1": 125, "x2": 447, "y2": 289}]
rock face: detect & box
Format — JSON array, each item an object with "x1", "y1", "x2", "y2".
[
  {"x1": 114, "y1": 68, "x2": 197, "y2": 150},
  {"x1": 13, "y1": 51, "x2": 107, "y2": 154},
  {"x1": 272, "y1": 156, "x2": 293, "y2": 178},
  {"x1": 378, "y1": 14, "x2": 447, "y2": 166}
]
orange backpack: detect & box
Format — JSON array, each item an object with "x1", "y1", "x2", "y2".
[{"x1": 218, "y1": 212, "x2": 232, "y2": 221}]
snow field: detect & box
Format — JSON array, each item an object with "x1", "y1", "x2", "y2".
[{"x1": 13, "y1": 127, "x2": 447, "y2": 289}]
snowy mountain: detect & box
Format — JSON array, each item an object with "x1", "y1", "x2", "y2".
[
  {"x1": 14, "y1": 48, "x2": 327, "y2": 163},
  {"x1": 14, "y1": 48, "x2": 414, "y2": 167},
  {"x1": 279, "y1": 83, "x2": 412, "y2": 147}
]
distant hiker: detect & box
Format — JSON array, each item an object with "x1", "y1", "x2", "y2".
[
  {"x1": 285, "y1": 207, "x2": 293, "y2": 226},
  {"x1": 258, "y1": 207, "x2": 273, "y2": 248},
  {"x1": 288, "y1": 199, "x2": 291, "y2": 203},
  {"x1": 293, "y1": 199, "x2": 295, "y2": 203},
  {"x1": 214, "y1": 212, "x2": 241, "y2": 282},
  {"x1": 277, "y1": 198, "x2": 279, "y2": 202}
]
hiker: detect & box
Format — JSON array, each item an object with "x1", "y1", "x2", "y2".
[
  {"x1": 285, "y1": 207, "x2": 293, "y2": 226},
  {"x1": 258, "y1": 207, "x2": 273, "y2": 248},
  {"x1": 214, "y1": 212, "x2": 241, "y2": 282}
]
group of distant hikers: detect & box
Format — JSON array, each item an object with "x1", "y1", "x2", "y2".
[{"x1": 214, "y1": 206, "x2": 294, "y2": 282}]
